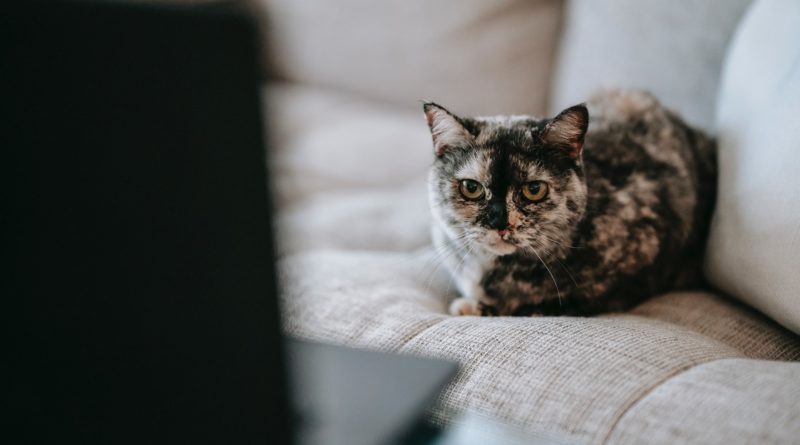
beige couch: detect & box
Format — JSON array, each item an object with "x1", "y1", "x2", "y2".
[{"x1": 259, "y1": 0, "x2": 800, "y2": 443}]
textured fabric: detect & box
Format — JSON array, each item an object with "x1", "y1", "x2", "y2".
[
  {"x1": 280, "y1": 250, "x2": 800, "y2": 444},
  {"x1": 607, "y1": 358, "x2": 800, "y2": 444},
  {"x1": 549, "y1": 0, "x2": 751, "y2": 131},
  {"x1": 704, "y1": 0, "x2": 800, "y2": 334},
  {"x1": 628, "y1": 291, "x2": 800, "y2": 360},
  {"x1": 259, "y1": 0, "x2": 562, "y2": 116}
]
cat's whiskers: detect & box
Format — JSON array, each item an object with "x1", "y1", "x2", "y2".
[
  {"x1": 546, "y1": 247, "x2": 585, "y2": 296},
  {"x1": 530, "y1": 246, "x2": 562, "y2": 312},
  {"x1": 538, "y1": 232, "x2": 583, "y2": 250},
  {"x1": 387, "y1": 246, "x2": 438, "y2": 268},
  {"x1": 441, "y1": 245, "x2": 473, "y2": 299},
  {"x1": 418, "y1": 249, "x2": 454, "y2": 298},
  {"x1": 452, "y1": 237, "x2": 478, "y2": 285},
  {"x1": 387, "y1": 225, "x2": 474, "y2": 270},
  {"x1": 419, "y1": 232, "x2": 473, "y2": 299},
  {"x1": 416, "y1": 231, "x2": 469, "y2": 270},
  {"x1": 421, "y1": 244, "x2": 457, "y2": 279}
]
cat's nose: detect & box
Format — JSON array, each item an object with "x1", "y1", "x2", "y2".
[
  {"x1": 486, "y1": 201, "x2": 508, "y2": 230},
  {"x1": 497, "y1": 229, "x2": 509, "y2": 237}
]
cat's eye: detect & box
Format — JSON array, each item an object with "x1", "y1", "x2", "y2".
[
  {"x1": 522, "y1": 181, "x2": 549, "y2": 202},
  {"x1": 459, "y1": 179, "x2": 485, "y2": 200}
]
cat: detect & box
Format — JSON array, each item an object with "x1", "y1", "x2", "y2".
[{"x1": 424, "y1": 90, "x2": 716, "y2": 316}]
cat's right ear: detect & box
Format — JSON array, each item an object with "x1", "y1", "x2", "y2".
[{"x1": 423, "y1": 102, "x2": 473, "y2": 156}]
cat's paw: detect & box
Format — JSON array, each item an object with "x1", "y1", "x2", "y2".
[{"x1": 449, "y1": 298, "x2": 480, "y2": 316}]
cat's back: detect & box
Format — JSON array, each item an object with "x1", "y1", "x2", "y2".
[
  {"x1": 577, "y1": 90, "x2": 716, "y2": 289},
  {"x1": 583, "y1": 90, "x2": 713, "y2": 178}
]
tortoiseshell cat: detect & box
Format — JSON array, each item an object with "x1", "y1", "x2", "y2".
[{"x1": 424, "y1": 90, "x2": 716, "y2": 316}]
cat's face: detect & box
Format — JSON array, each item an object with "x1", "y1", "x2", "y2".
[{"x1": 426, "y1": 103, "x2": 589, "y2": 258}]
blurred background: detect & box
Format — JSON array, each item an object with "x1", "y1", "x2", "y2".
[{"x1": 218, "y1": 0, "x2": 752, "y2": 255}]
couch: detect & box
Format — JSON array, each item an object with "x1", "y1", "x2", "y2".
[{"x1": 259, "y1": 0, "x2": 800, "y2": 443}]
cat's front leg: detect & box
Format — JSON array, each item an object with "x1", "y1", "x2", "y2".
[
  {"x1": 435, "y1": 225, "x2": 499, "y2": 316},
  {"x1": 449, "y1": 281, "x2": 505, "y2": 316},
  {"x1": 449, "y1": 297, "x2": 481, "y2": 316},
  {"x1": 448, "y1": 274, "x2": 488, "y2": 315},
  {"x1": 451, "y1": 293, "x2": 503, "y2": 316},
  {"x1": 444, "y1": 245, "x2": 491, "y2": 316}
]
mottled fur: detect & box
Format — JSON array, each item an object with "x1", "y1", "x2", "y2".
[{"x1": 425, "y1": 91, "x2": 716, "y2": 316}]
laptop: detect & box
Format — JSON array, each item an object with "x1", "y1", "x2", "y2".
[{"x1": 1, "y1": 2, "x2": 456, "y2": 444}]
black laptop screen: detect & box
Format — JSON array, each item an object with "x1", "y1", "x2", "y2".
[{"x1": 2, "y1": 2, "x2": 290, "y2": 443}]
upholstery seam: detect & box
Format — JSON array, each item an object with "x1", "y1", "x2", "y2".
[
  {"x1": 393, "y1": 316, "x2": 449, "y2": 352},
  {"x1": 600, "y1": 355, "x2": 740, "y2": 445}
]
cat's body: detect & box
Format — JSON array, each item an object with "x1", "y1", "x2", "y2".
[{"x1": 425, "y1": 91, "x2": 716, "y2": 316}]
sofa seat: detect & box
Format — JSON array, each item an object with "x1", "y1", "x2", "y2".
[{"x1": 269, "y1": 83, "x2": 800, "y2": 444}]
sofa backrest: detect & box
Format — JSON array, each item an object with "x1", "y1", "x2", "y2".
[{"x1": 259, "y1": 0, "x2": 562, "y2": 116}]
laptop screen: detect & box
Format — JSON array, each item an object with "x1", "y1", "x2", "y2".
[{"x1": 2, "y1": 2, "x2": 291, "y2": 443}]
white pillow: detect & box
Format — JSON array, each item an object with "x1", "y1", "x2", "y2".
[
  {"x1": 259, "y1": 0, "x2": 561, "y2": 116},
  {"x1": 549, "y1": 0, "x2": 751, "y2": 131},
  {"x1": 705, "y1": 0, "x2": 800, "y2": 334}
]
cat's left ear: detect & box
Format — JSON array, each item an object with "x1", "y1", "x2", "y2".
[{"x1": 541, "y1": 104, "x2": 589, "y2": 159}]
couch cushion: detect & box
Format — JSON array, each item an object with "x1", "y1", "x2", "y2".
[
  {"x1": 704, "y1": 0, "x2": 800, "y2": 334},
  {"x1": 260, "y1": 0, "x2": 561, "y2": 116},
  {"x1": 607, "y1": 358, "x2": 800, "y2": 444},
  {"x1": 549, "y1": 0, "x2": 751, "y2": 130},
  {"x1": 280, "y1": 249, "x2": 800, "y2": 444}
]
